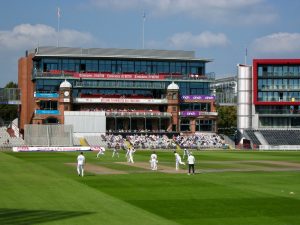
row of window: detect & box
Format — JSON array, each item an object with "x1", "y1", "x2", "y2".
[
  {"x1": 180, "y1": 119, "x2": 214, "y2": 131},
  {"x1": 180, "y1": 103, "x2": 211, "y2": 112},
  {"x1": 257, "y1": 91, "x2": 300, "y2": 102},
  {"x1": 35, "y1": 80, "x2": 210, "y2": 96},
  {"x1": 258, "y1": 65, "x2": 300, "y2": 77},
  {"x1": 35, "y1": 58, "x2": 205, "y2": 75},
  {"x1": 256, "y1": 105, "x2": 300, "y2": 114},
  {"x1": 260, "y1": 117, "x2": 300, "y2": 127},
  {"x1": 258, "y1": 79, "x2": 300, "y2": 90}
]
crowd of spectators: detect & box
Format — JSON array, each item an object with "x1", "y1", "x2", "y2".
[
  {"x1": 100, "y1": 133, "x2": 225, "y2": 150},
  {"x1": 126, "y1": 134, "x2": 176, "y2": 149},
  {"x1": 173, "y1": 133, "x2": 224, "y2": 149},
  {"x1": 101, "y1": 134, "x2": 127, "y2": 149}
]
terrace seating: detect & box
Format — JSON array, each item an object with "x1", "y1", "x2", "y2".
[
  {"x1": 244, "y1": 130, "x2": 261, "y2": 146},
  {"x1": 260, "y1": 130, "x2": 300, "y2": 145},
  {"x1": 85, "y1": 136, "x2": 107, "y2": 147},
  {"x1": 0, "y1": 126, "x2": 25, "y2": 147}
]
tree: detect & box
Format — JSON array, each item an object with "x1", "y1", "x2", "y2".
[
  {"x1": 5, "y1": 81, "x2": 18, "y2": 88},
  {"x1": 216, "y1": 105, "x2": 237, "y2": 135}
]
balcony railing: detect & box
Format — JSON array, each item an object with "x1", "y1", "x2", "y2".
[
  {"x1": 74, "y1": 81, "x2": 166, "y2": 89},
  {"x1": 257, "y1": 97, "x2": 299, "y2": 102},
  {"x1": 257, "y1": 109, "x2": 300, "y2": 115},
  {"x1": 259, "y1": 85, "x2": 300, "y2": 91},
  {"x1": 74, "y1": 97, "x2": 167, "y2": 104},
  {"x1": 105, "y1": 111, "x2": 172, "y2": 118}
]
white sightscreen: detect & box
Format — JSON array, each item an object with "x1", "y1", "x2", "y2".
[{"x1": 64, "y1": 111, "x2": 106, "y2": 133}]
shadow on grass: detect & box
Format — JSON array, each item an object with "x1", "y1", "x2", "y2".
[{"x1": 0, "y1": 208, "x2": 94, "y2": 225}]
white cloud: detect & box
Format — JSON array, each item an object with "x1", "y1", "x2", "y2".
[
  {"x1": 168, "y1": 31, "x2": 229, "y2": 48},
  {"x1": 89, "y1": 0, "x2": 277, "y2": 24},
  {"x1": 253, "y1": 32, "x2": 300, "y2": 53},
  {"x1": 0, "y1": 24, "x2": 94, "y2": 50}
]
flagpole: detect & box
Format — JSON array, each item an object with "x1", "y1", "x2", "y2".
[
  {"x1": 245, "y1": 47, "x2": 247, "y2": 65},
  {"x1": 57, "y1": 7, "x2": 60, "y2": 47},
  {"x1": 142, "y1": 11, "x2": 145, "y2": 49}
]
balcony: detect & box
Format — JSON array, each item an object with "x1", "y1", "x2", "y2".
[
  {"x1": 74, "y1": 97, "x2": 167, "y2": 104},
  {"x1": 105, "y1": 111, "x2": 172, "y2": 118},
  {"x1": 257, "y1": 109, "x2": 300, "y2": 116},
  {"x1": 33, "y1": 70, "x2": 215, "y2": 81}
]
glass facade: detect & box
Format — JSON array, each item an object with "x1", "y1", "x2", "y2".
[
  {"x1": 259, "y1": 117, "x2": 300, "y2": 128},
  {"x1": 35, "y1": 79, "x2": 210, "y2": 97},
  {"x1": 196, "y1": 120, "x2": 213, "y2": 131},
  {"x1": 257, "y1": 64, "x2": 300, "y2": 102},
  {"x1": 34, "y1": 57, "x2": 205, "y2": 75}
]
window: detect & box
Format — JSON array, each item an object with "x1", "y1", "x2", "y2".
[
  {"x1": 180, "y1": 119, "x2": 190, "y2": 131},
  {"x1": 267, "y1": 66, "x2": 273, "y2": 76},
  {"x1": 258, "y1": 66, "x2": 263, "y2": 77},
  {"x1": 39, "y1": 101, "x2": 58, "y2": 110},
  {"x1": 196, "y1": 120, "x2": 213, "y2": 131}
]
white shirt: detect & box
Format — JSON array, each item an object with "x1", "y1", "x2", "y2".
[
  {"x1": 151, "y1": 153, "x2": 157, "y2": 161},
  {"x1": 175, "y1": 153, "x2": 181, "y2": 160},
  {"x1": 100, "y1": 147, "x2": 105, "y2": 152},
  {"x1": 77, "y1": 154, "x2": 85, "y2": 165},
  {"x1": 187, "y1": 155, "x2": 195, "y2": 164}
]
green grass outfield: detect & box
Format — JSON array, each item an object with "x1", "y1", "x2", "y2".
[{"x1": 1, "y1": 150, "x2": 300, "y2": 225}]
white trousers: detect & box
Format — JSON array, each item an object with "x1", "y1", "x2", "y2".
[
  {"x1": 77, "y1": 164, "x2": 84, "y2": 176},
  {"x1": 128, "y1": 154, "x2": 134, "y2": 163},
  {"x1": 112, "y1": 151, "x2": 119, "y2": 158},
  {"x1": 176, "y1": 159, "x2": 185, "y2": 170},
  {"x1": 97, "y1": 150, "x2": 104, "y2": 158},
  {"x1": 150, "y1": 160, "x2": 157, "y2": 170}
]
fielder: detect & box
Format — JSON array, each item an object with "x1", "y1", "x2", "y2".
[
  {"x1": 96, "y1": 147, "x2": 105, "y2": 158},
  {"x1": 183, "y1": 148, "x2": 190, "y2": 159},
  {"x1": 112, "y1": 144, "x2": 120, "y2": 158},
  {"x1": 150, "y1": 151, "x2": 158, "y2": 170},
  {"x1": 126, "y1": 147, "x2": 136, "y2": 163},
  {"x1": 174, "y1": 151, "x2": 185, "y2": 170},
  {"x1": 77, "y1": 152, "x2": 85, "y2": 177}
]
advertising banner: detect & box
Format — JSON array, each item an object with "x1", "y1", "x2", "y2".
[
  {"x1": 12, "y1": 146, "x2": 91, "y2": 152},
  {"x1": 181, "y1": 95, "x2": 215, "y2": 101}
]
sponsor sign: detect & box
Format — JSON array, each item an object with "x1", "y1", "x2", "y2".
[
  {"x1": 35, "y1": 110, "x2": 60, "y2": 115},
  {"x1": 48, "y1": 70, "x2": 164, "y2": 80},
  {"x1": 12, "y1": 146, "x2": 91, "y2": 152},
  {"x1": 181, "y1": 111, "x2": 200, "y2": 117},
  {"x1": 181, "y1": 95, "x2": 215, "y2": 101},
  {"x1": 74, "y1": 98, "x2": 167, "y2": 104},
  {"x1": 34, "y1": 92, "x2": 59, "y2": 98}
]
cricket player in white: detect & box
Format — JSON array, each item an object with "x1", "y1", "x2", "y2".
[
  {"x1": 183, "y1": 148, "x2": 190, "y2": 159},
  {"x1": 77, "y1": 152, "x2": 85, "y2": 177},
  {"x1": 174, "y1": 151, "x2": 185, "y2": 170},
  {"x1": 112, "y1": 144, "x2": 120, "y2": 158},
  {"x1": 150, "y1": 151, "x2": 158, "y2": 170},
  {"x1": 126, "y1": 147, "x2": 136, "y2": 163},
  {"x1": 96, "y1": 147, "x2": 105, "y2": 158}
]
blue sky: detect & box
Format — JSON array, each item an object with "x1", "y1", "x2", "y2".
[{"x1": 1, "y1": 0, "x2": 300, "y2": 87}]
